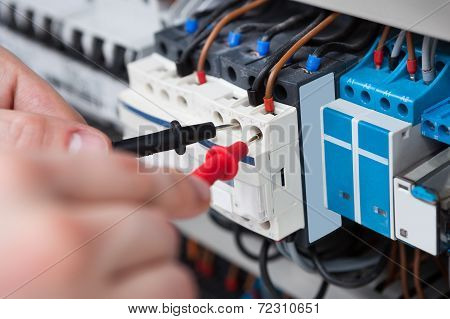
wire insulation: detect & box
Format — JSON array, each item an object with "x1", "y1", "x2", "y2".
[
  {"x1": 264, "y1": 12, "x2": 340, "y2": 110},
  {"x1": 310, "y1": 16, "x2": 355, "y2": 44},
  {"x1": 235, "y1": 22, "x2": 274, "y2": 34},
  {"x1": 413, "y1": 249, "x2": 425, "y2": 298},
  {"x1": 406, "y1": 31, "x2": 417, "y2": 80},
  {"x1": 391, "y1": 30, "x2": 406, "y2": 59},
  {"x1": 312, "y1": 22, "x2": 378, "y2": 58},
  {"x1": 259, "y1": 239, "x2": 281, "y2": 298},
  {"x1": 176, "y1": 0, "x2": 243, "y2": 75},
  {"x1": 399, "y1": 242, "x2": 410, "y2": 298},
  {"x1": 260, "y1": 13, "x2": 310, "y2": 42},
  {"x1": 197, "y1": 0, "x2": 270, "y2": 80},
  {"x1": 249, "y1": 11, "x2": 326, "y2": 105},
  {"x1": 310, "y1": 243, "x2": 389, "y2": 288},
  {"x1": 314, "y1": 281, "x2": 329, "y2": 299},
  {"x1": 234, "y1": 226, "x2": 280, "y2": 261}
]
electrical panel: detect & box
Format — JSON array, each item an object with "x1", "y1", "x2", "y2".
[
  {"x1": 118, "y1": 0, "x2": 450, "y2": 263},
  {"x1": 4, "y1": 0, "x2": 443, "y2": 297}
]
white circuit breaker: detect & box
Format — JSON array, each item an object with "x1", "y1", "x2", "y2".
[{"x1": 118, "y1": 53, "x2": 305, "y2": 240}]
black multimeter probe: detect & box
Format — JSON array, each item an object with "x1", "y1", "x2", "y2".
[{"x1": 113, "y1": 121, "x2": 237, "y2": 157}]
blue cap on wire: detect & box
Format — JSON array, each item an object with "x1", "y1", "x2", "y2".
[
  {"x1": 306, "y1": 54, "x2": 321, "y2": 72},
  {"x1": 256, "y1": 39, "x2": 270, "y2": 57},
  {"x1": 228, "y1": 31, "x2": 242, "y2": 47},
  {"x1": 184, "y1": 18, "x2": 198, "y2": 34}
]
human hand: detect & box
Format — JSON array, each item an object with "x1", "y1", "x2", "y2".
[
  {"x1": 0, "y1": 150, "x2": 210, "y2": 298},
  {"x1": 0, "y1": 47, "x2": 110, "y2": 152}
]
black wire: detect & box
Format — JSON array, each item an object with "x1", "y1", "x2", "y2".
[
  {"x1": 259, "y1": 12, "x2": 312, "y2": 42},
  {"x1": 259, "y1": 239, "x2": 282, "y2": 298},
  {"x1": 310, "y1": 243, "x2": 390, "y2": 288},
  {"x1": 176, "y1": 0, "x2": 243, "y2": 72},
  {"x1": 314, "y1": 281, "x2": 329, "y2": 299},
  {"x1": 191, "y1": 8, "x2": 214, "y2": 20},
  {"x1": 312, "y1": 22, "x2": 379, "y2": 58},
  {"x1": 192, "y1": 0, "x2": 243, "y2": 39},
  {"x1": 249, "y1": 11, "x2": 326, "y2": 103},
  {"x1": 234, "y1": 226, "x2": 280, "y2": 261},
  {"x1": 208, "y1": 210, "x2": 235, "y2": 231},
  {"x1": 309, "y1": 17, "x2": 355, "y2": 45},
  {"x1": 235, "y1": 22, "x2": 274, "y2": 34}
]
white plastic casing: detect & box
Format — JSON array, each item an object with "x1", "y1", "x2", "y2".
[
  {"x1": 118, "y1": 53, "x2": 304, "y2": 240},
  {"x1": 0, "y1": 0, "x2": 90, "y2": 37},
  {"x1": 394, "y1": 178, "x2": 440, "y2": 255},
  {"x1": 62, "y1": 0, "x2": 160, "y2": 67}
]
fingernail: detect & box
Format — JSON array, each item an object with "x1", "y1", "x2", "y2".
[
  {"x1": 69, "y1": 131, "x2": 109, "y2": 154},
  {"x1": 189, "y1": 176, "x2": 211, "y2": 202}
]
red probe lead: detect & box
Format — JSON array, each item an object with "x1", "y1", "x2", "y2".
[
  {"x1": 192, "y1": 141, "x2": 249, "y2": 186},
  {"x1": 192, "y1": 134, "x2": 261, "y2": 185}
]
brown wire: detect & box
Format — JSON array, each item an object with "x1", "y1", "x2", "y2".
[
  {"x1": 399, "y1": 242, "x2": 410, "y2": 298},
  {"x1": 406, "y1": 31, "x2": 416, "y2": 60},
  {"x1": 382, "y1": 242, "x2": 399, "y2": 288},
  {"x1": 376, "y1": 25, "x2": 391, "y2": 50},
  {"x1": 197, "y1": 0, "x2": 269, "y2": 73},
  {"x1": 264, "y1": 12, "x2": 340, "y2": 100},
  {"x1": 413, "y1": 249, "x2": 425, "y2": 298}
]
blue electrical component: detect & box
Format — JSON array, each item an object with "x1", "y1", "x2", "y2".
[
  {"x1": 305, "y1": 54, "x2": 321, "y2": 72},
  {"x1": 256, "y1": 39, "x2": 270, "y2": 57},
  {"x1": 339, "y1": 38, "x2": 450, "y2": 125},
  {"x1": 321, "y1": 99, "x2": 439, "y2": 239},
  {"x1": 421, "y1": 97, "x2": 450, "y2": 145},
  {"x1": 227, "y1": 31, "x2": 242, "y2": 48},
  {"x1": 184, "y1": 18, "x2": 198, "y2": 34}
]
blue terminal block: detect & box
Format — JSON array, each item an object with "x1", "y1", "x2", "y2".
[
  {"x1": 421, "y1": 97, "x2": 450, "y2": 145},
  {"x1": 339, "y1": 38, "x2": 450, "y2": 125}
]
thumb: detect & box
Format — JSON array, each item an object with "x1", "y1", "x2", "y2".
[{"x1": 0, "y1": 109, "x2": 111, "y2": 153}]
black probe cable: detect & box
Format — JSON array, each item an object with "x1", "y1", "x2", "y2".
[{"x1": 113, "y1": 121, "x2": 235, "y2": 157}]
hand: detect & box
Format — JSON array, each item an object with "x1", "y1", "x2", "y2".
[
  {"x1": 0, "y1": 150, "x2": 211, "y2": 298},
  {"x1": 0, "y1": 47, "x2": 110, "y2": 152}
]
